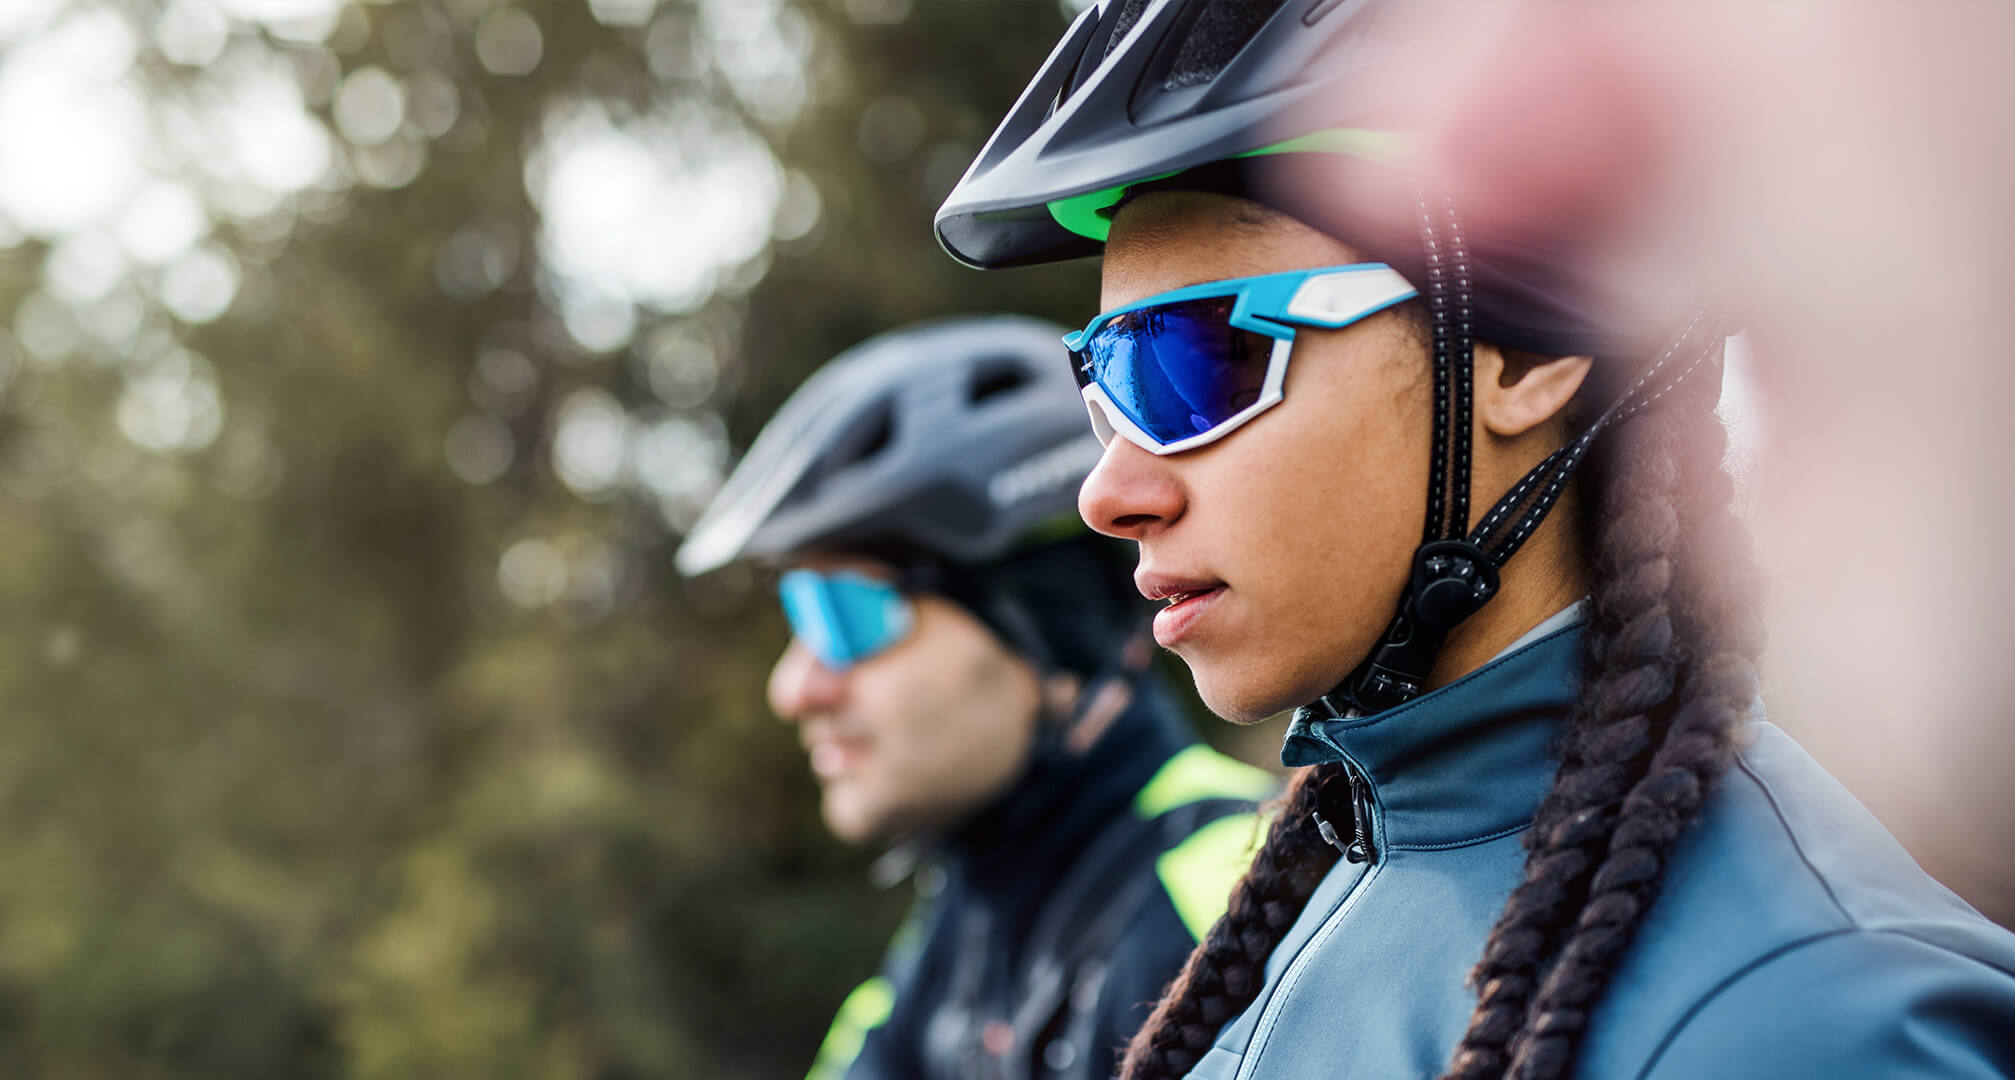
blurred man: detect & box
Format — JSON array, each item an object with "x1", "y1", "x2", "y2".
[{"x1": 677, "y1": 316, "x2": 1276, "y2": 1080}]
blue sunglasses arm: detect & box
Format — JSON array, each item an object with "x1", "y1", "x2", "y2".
[
  {"x1": 1061, "y1": 263, "x2": 1410, "y2": 350},
  {"x1": 1228, "y1": 272, "x2": 1311, "y2": 339}
]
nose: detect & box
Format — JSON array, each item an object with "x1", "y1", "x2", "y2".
[
  {"x1": 767, "y1": 639, "x2": 847, "y2": 720},
  {"x1": 1078, "y1": 436, "x2": 1185, "y2": 540}
]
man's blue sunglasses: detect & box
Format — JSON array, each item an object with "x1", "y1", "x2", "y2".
[
  {"x1": 778, "y1": 568, "x2": 915, "y2": 670},
  {"x1": 1063, "y1": 263, "x2": 1417, "y2": 455}
]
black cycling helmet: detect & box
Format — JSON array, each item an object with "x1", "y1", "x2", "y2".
[
  {"x1": 676, "y1": 315, "x2": 1101, "y2": 577},
  {"x1": 936, "y1": 0, "x2": 1724, "y2": 714},
  {"x1": 935, "y1": 0, "x2": 1688, "y2": 360},
  {"x1": 935, "y1": 0, "x2": 1370, "y2": 270}
]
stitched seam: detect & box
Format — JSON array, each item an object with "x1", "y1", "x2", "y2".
[
  {"x1": 1632, "y1": 930, "x2": 1857, "y2": 1078},
  {"x1": 1735, "y1": 754, "x2": 1855, "y2": 926},
  {"x1": 1388, "y1": 822, "x2": 1532, "y2": 852},
  {"x1": 1631, "y1": 927, "x2": 2015, "y2": 1079},
  {"x1": 1232, "y1": 862, "x2": 1383, "y2": 1080},
  {"x1": 1881, "y1": 926, "x2": 2015, "y2": 981}
]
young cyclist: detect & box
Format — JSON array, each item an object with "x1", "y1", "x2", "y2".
[
  {"x1": 933, "y1": 3, "x2": 2015, "y2": 1079},
  {"x1": 677, "y1": 316, "x2": 1278, "y2": 1080}
]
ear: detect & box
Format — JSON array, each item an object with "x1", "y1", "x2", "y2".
[{"x1": 1473, "y1": 343, "x2": 1594, "y2": 438}]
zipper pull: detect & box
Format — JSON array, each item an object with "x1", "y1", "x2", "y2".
[
  {"x1": 1311, "y1": 811, "x2": 1349, "y2": 857},
  {"x1": 1344, "y1": 761, "x2": 1376, "y2": 865}
]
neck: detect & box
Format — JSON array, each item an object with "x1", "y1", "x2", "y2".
[{"x1": 1426, "y1": 486, "x2": 1588, "y2": 690}]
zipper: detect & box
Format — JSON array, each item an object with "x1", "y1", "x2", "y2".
[
  {"x1": 1309, "y1": 758, "x2": 1378, "y2": 865},
  {"x1": 1343, "y1": 759, "x2": 1376, "y2": 864},
  {"x1": 1233, "y1": 753, "x2": 1382, "y2": 1080}
]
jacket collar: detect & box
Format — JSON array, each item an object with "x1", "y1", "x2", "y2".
[{"x1": 1281, "y1": 610, "x2": 1585, "y2": 851}]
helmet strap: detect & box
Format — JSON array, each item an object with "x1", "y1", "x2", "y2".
[{"x1": 1318, "y1": 191, "x2": 1724, "y2": 718}]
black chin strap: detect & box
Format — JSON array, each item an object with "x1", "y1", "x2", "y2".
[{"x1": 1321, "y1": 191, "x2": 1722, "y2": 717}]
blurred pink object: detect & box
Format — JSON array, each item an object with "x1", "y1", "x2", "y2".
[{"x1": 1329, "y1": 0, "x2": 2015, "y2": 922}]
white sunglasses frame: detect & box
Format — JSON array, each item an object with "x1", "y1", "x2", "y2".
[{"x1": 1072, "y1": 264, "x2": 1418, "y2": 456}]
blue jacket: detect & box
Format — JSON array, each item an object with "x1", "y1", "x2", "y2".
[
  {"x1": 1189, "y1": 617, "x2": 2015, "y2": 1079},
  {"x1": 809, "y1": 681, "x2": 1277, "y2": 1080}
]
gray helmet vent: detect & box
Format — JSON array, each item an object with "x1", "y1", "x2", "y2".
[
  {"x1": 774, "y1": 397, "x2": 895, "y2": 518},
  {"x1": 821, "y1": 398, "x2": 896, "y2": 476},
  {"x1": 967, "y1": 356, "x2": 1034, "y2": 406}
]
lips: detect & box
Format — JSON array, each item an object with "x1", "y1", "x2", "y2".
[
  {"x1": 803, "y1": 725, "x2": 869, "y2": 780},
  {"x1": 1137, "y1": 571, "x2": 1223, "y2": 604},
  {"x1": 1137, "y1": 570, "x2": 1227, "y2": 648}
]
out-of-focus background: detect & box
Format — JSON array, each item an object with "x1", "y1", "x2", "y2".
[
  {"x1": 0, "y1": 1, "x2": 2009, "y2": 1078},
  {"x1": 0, "y1": 1, "x2": 1118, "y2": 1076}
]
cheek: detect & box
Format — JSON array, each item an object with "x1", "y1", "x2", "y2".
[
  {"x1": 1234, "y1": 343, "x2": 1425, "y2": 575},
  {"x1": 1184, "y1": 337, "x2": 1431, "y2": 713}
]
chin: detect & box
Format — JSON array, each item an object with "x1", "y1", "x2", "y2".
[
  {"x1": 1189, "y1": 647, "x2": 1344, "y2": 724},
  {"x1": 1191, "y1": 669, "x2": 1300, "y2": 725},
  {"x1": 820, "y1": 792, "x2": 884, "y2": 846}
]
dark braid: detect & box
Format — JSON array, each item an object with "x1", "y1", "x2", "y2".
[
  {"x1": 1118, "y1": 763, "x2": 1344, "y2": 1080},
  {"x1": 1451, "y1": 360, "x2": 1764, "y2": 1080},
  {"x1": 1442, "y1": 374, "x2": 1690, "y2": 1079}
]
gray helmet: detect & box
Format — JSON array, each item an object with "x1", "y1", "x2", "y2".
[{"x1": 675, "y1": 315, "x2": 1101, "y2": 577}]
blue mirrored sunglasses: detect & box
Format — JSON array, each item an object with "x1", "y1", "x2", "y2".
[
  {"x1": 778, "y1": 568, "x2": 916, "y2": 670},
  {"x1": 1062, "y1": 263, "x2": 1417, "y2": 455}
]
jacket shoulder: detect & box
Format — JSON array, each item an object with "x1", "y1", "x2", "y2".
[
  {"x1": 1583, "y1": 723, "x2": 2015, "y2": 1076},
  {"x1": 1637, "y1": 928, "x2": 2015, "y2": 1078}
]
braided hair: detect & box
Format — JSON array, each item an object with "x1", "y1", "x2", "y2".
[
  {"x1": 1120, "y1": 763, "x2": 1344, "y2": 1077},
  {"x1": 1120, "y1": 351, "x2": 1763, "y2": 1080}
]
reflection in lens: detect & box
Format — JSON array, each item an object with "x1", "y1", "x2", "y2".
[{"x1": 1080, "y1": 297, "x2": 1271, "y2": 444}]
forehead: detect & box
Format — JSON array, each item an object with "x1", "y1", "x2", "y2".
[{"x1": 1101, "y1": 191, "x2": 1371, "y2": 310}]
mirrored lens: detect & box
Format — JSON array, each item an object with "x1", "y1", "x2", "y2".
[
  {"x1": 1074, "y1": 297, "x2": 1275, "y2": 444},
  {"x1": 778, "y1": 570, "x2": 914, "y2": 669}
]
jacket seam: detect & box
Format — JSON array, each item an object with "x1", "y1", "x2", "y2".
[
  {"x1": 1734, "y1": 753, "x2": 1855, "y2": 926},
  {"x1": 1387, "y1": 821, "x2": 1532, "y2": 852},
  {"x1": 1234, "y1": 862, "x2": 1382, "y2": 1080},
  {"x1": 1631, "y1": 927, "x2": 2015, "y2": 1079},
  {"x1": 1632, "y1": 929, "x2": 1857, "y2": 1078}
]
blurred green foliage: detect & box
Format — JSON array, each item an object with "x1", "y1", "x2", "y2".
[
  {"x1": 2, "y1": 3, "x2": 2007, "y2": 1077},
  {"x1": 0, "y1": 1, "x2": 1143, "y2": 1076}
]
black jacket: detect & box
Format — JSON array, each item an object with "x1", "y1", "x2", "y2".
[{"x1": 806, "y1": 682, "x2": 1275, "y2": 1080}]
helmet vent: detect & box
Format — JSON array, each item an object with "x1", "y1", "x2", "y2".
[
  {"x1": 967, "y1": 358, "x2": 1033, "y2": 406},
  {"x1": 1103, "y1": 0, "x2": 1156, "y2": 60},
  {"x1": 1164, "y1": 0, "x2": 1287, "y2": 90},
  {"x1": 828, "y1": 399, "x2": 896, "y2": 472}
]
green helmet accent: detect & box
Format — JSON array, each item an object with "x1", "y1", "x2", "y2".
[{"x1": 1044, "y1": 127, "x2": 1412, "y2": 244}]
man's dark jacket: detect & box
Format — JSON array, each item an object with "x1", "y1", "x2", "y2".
[{"x1": 807, "y1": 682, "x2": 1275, "y2": 1080}]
